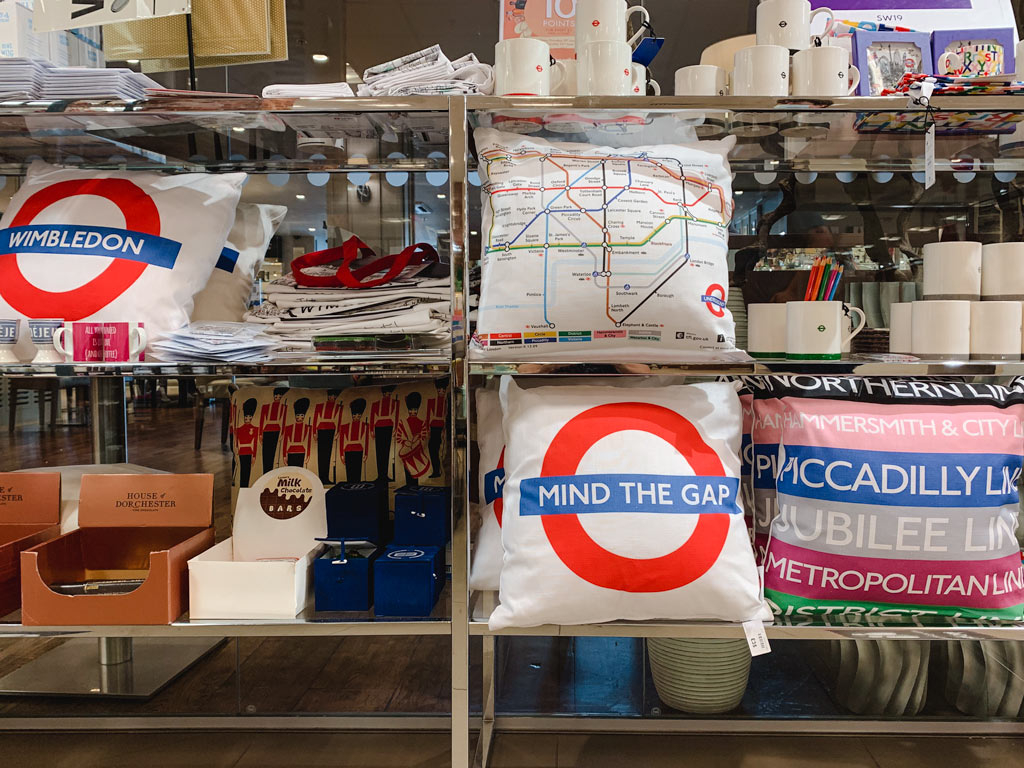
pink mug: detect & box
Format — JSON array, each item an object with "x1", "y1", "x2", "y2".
[{"x1": 53, "y1": 321, "x2": 147, "y2": 363}]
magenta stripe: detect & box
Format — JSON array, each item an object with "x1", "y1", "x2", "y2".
[
  {"x1": 781, "y1": 400, "x2": 1024, "y2": 454},
  {"x1": 765, "y1": 538, "x2": 1024, "y2": 609}
]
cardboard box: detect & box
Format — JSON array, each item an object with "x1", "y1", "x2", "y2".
[
  {"x1": 393, "y1": 486, "x2": 450, "y2": 548},
  {"x1": 0, "y1": 473, "x2": 61, "y2": 617},
  {"x1": 188, "y1": 538, "x2": 322, "y2": 619},
  {"x1": 314, "y1": 539, "x2": 379, "y2": 612},
  {"x1": 20, "y1": 474, "x2": 215, "y2": 626},
  {"x1": 373, "y1": 545, "x2": 443, "y2": 617}
]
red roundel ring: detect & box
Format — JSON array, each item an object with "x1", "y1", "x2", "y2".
[
  {"x1": 539, "y1": 402, "x2": 730, "y2": 593},
  {"x1": 704, "y1": 283, "x2": 726, "y2": 317},
  {"x1": 495, "y1": 446, "x2": 505, "y2": 527},
  {"x1": 0, "y1": 178, "x2": 160, "y2": 319}
]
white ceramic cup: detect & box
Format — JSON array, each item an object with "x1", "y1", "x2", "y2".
[
  {"x1": 630, "y1": 63, "x2": 661, "y2": 95},
  {"x1": 922, "y1": 241, "x2": 983, "y2": 300},
  {"x1": 786, "y1": 301, "x2": 866, "y2": 359},
  {"x1": 675, "y1": 64, "x2": 727, "y2": 96},
  {"x1": 911, "y1": 300, "x2": 971, "y2": 359},
  {"x1": 552, "y1": 58, "x2": 578, "y2": 95},
  {"x1": 0, "y1": 319, "x2": 18, "y2": 363},
  {"x1": 578, "y1": 40, "x2": 633, "y2": 95},
  {"x1": 970, "y1": 301, "x2": 1022, "y2": 360},
  {"x1": 575, "y1": 0, "x2": 651, "y2": 49},
  {"x1": 791, "y1": 45, "x2": 860, "y2": 96},
  {"x1": 733, "y1": 45, "x2": 790, "y2": 96},
  {"x1": 982, "y1": 243, "x2": 1024, "y2": 300},
  {"x1": 495, "y1": 38, "x2": 563, "y2": 96},
  {"x1": 747, "y1": 303, "x2": 788, "y2": 358},
  {"x1": 889, "y1": 302, "x2": 912, "y2": 354},
  {"x1": 28, "y1": 319, "x2": 65, "y2": 364},
  {"x1": 756, "y1": 0, "x2": 834, "y2": 50}
]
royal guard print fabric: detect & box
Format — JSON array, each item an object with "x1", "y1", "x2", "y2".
[
  {"x1": 490, "y1": 377, "x2": 766, "y2": 630},
  {"x1": 230, "y1": 379, "x2": 450, "y2": 494}
]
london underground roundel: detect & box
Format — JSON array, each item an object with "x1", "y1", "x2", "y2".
[
  {"x1": 0, "y1": 179, "x2": 160, "y2": 320},
  {"x1": 539, "y1": 401, "x2": 730, "y2": 593}
]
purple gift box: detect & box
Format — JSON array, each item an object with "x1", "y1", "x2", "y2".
[
  {"x1": 853, "y1": 29, "x2": 934, "y2": 95},
  {"x1": 931, "y1": 27, "x2": 1015, "y2": 76}
]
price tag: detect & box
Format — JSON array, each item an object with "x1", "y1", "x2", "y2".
[
  {"x1": 742, "y1": 619, "x2": 772, "y2": 657},
  {"x1": 925, "y1": 124, "x2": 936, "y2": 190}
]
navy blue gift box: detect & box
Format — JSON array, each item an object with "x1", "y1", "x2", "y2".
[
  {"x1": 314, "y1": 539, "x2": 379, "y2": 612},
  {"x1": 373, "y1": 545, "x2": 444, "y2": 617},
  {"x1": 325, "y1": 482, "x2": 388, "y2": 543},
  {"x1": 392, "y1": 485, "x2": 450, "y2": 548}
]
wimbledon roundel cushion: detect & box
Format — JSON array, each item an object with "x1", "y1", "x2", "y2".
[
  {"x1": 0, "y1": 161, "x2": 246, "y2": 338},
  {"x1": 472, "y1": 128, "x2": 744, "y2": 362},
  {"x1": 490, "y1": 377, "x2": 767, "y2": 629},
  {"x1": 192, "y1": 203, "x2": 287, "y2": 323}
]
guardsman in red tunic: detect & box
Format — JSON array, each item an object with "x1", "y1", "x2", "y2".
[
  {"x1": 258, "y1": 387, "x2": 288, "y2": 473},
  {"x1": 312, "y1": 389, "x2": 343, "y2": 484},
  {"x1": 338, "y1": 398, "x2": 369, "y2": 481},
  {"x1": 395, "y1": 390, "x2": 430, "y2": 487},
  {"x1": 370, "y1": 384, "x2": 398, "y2": 481},
  {"x1": 235, "y1": 398, "x2": 259, "y2": 488},
  {"x1": 280, "y1": 397, "x2": 313, "y2": 468},
  {"x1": 426, "y1": 377, "x2": 448, "y2": 478}
]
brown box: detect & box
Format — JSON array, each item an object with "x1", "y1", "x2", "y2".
[
  {"x1": 21, "y1": 474, "x2": 215, "y2": 626},
  {"x1": 0, "y1": 473, "x2": 61, "y2": 618}
]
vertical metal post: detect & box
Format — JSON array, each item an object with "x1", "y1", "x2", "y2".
[
  {"x1": 90, "y1": 377, "x2": 127, "y2": 464},
  {"x1": 185, "y1": 13, "x2": 198, "y2": 91},
  {"x1": 448, "y1": 94, "x2": 471, "y2": 768}
]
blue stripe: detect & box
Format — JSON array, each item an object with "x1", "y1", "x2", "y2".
[
  {"x1": 0, "y1": 224, "x2": 181, "y2": 269},
  {"x1": 777, "y1": 444, "x2": 1022, "y2": 507},
  {"x1": 753, "y1": 443, "x2": 780, "y2": 489},
  {"x1": 483, "y1": 468, "x2": 505, "y2": 504},
  {"x1": 215, "y1": 247, "x2": 240, "y2": 273},
  {"x1": 520, "y1": 473, "x2": 740, "y2": 516}
]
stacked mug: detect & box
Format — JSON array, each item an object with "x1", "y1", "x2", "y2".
[
  {"x1": 574, "y1": 0, "x2": 655, "y2": 95},
  {"x1": 890, "y1": 242, "x2": 1024, "y2": 361}
]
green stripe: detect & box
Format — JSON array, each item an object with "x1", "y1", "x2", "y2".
[
  {"x1": 784, "y1": 353, "x2": 841, "y2": 360},
  {"x1": 765, "y1": 590, "x2": 1024, "y2": 621}
]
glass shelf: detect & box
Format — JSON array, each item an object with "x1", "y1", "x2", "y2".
[{"x1": 466, "y1": 359, "x2": 1024, "y2": 376}]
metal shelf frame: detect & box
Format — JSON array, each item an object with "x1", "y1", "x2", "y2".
[{"x1": 2, "y1": 95, "x2": 1024, "y2": 764}]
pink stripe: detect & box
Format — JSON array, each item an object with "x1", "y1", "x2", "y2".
[
  {"x1": 764, "y1": 538, "x2": 1024, "y2": 609},
  {"x1": 782, "y1": 400, "x2": 1024, "y2": 454},
  {"x1": 752, "y1": 398, "x2": 785, "y2": 443},
  {"x1": 740, "y1": 393, "x2": 753, "y2": 433}
]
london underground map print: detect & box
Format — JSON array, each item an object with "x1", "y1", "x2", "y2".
[{"x1": 474, "y1": 129, "x2": 739, "y2": 359}]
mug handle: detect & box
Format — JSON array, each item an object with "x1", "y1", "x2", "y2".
[
  {"x1": 648, "y1": 77, "x2": 661, "y2": 96},
  {"x1": 939, "y1": 51, "x2": 962, "y2": 75},
  {"x1": 130, "y1": 327, "x2": 148, "y2": 359},
  {"x1": 844, "y1": 305, "x2": 867, "y2": 341},
  {"x1": 810, "y1": 6, "x2": 834, "y2": 37},
  {"x1": 626, "y1": 5, "x2": 651, "y2": 47},
  {"x1": 847, "y1": 64, "x2": 860, "y2": 95},
  {"x1": 52, "y1": 327, "x2": 70, "y2": 356},
  {"x1": 550, "y1": 57, "x2": 566, "y2": 92}
]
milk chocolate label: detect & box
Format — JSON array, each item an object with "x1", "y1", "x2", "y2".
[{"x1": 260, "y1": 472, "x2": 315, "y2": 520}]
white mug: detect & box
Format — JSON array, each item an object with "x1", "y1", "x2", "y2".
[
  {"x1": 575, "y1": 0, "x2": 651, "y2": 49},
  {"x1": 630, "y1": 63, "x2": 661, "y2": 95},
  {"x1": 747, "y1": 303, "x2": 788, "y2": 358},
  {"x1": 982, "y1": 243, "x2": 1024, "y2": 300},
  {"x1": 922, "y1": 241, "x2": 982, "y2": 300},
  {"x1": 494, "y1": 38, "x2": 563, "y2": 96},
  {"x1": 791, "y1": 45, "x2": 860, "y2": 96},
  {"x1": 911, "y1": 300, "x2": 970, "y2": 360},
  {"x1": 675, "y1": 64, "x2": 727, "y2": 96},
  {"x1": 28, "y1": 319, "x2": 65, "y2": 364},
  {"x1": 970, "y1": 301, "x2": 1022, "y2": 360},
  {"x1": 552, "y1": 58, "x2": 577, "y2": 95},
  {"x1": 0, "y1": 319, "x2": 18, "y2": 363},
  {"x1": 786, "y1": 301, "x2": 866, "y2": 359},
  {"x1": 756, "y1": 0, "x2": 834, "y2": 50},
  {"x1": 578, "y1": 40, "x2": 633, "y2": 95},
  {"x1": 733, "y1": 45, "x2": 790, "y2": 96},
  {"x1": 889, "y1": 302, "x2": 912, "y2": 354}
]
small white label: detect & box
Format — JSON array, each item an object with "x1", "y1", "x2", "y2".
[
  {"x1": 742, "y1": 619, "x2": 772, "y2": 657},
  {"x1": 925, "y1": 125, "x2": 936, "y2": 190}
]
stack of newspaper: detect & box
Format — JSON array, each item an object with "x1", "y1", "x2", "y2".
[
  {"x1": 244, "y1": 262, "x2": 451, "y2": 351},
  {"x1": 149, "y1": 323, "x2": 282, "y2": 363},
  {"x1": 356, "y1": 45, "x2": 493, "y2": 96}
]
